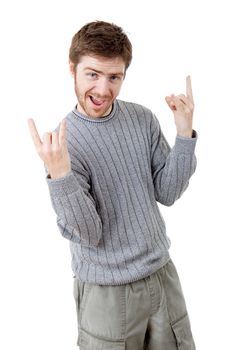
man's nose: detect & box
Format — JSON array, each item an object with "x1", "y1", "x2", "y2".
[{"x1": 95, "y1": 78, "x2": 110, "y2": 97}]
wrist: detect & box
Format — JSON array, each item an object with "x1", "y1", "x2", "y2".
[
  {"x1": 177, "y1": 129, "x2": 193, "y2": 138},
  {"x1": 49, "y1": 166, "x2": 71, "y2": 179},
  {"x1": 49, "y1": 172, "x2": 70, "y2": 179}
]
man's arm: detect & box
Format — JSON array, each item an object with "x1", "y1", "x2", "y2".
[
  {"x1": 151, "y1": 123, "x2": 197, "y2": 206},
  {"x1": 28, "y1": 118, "x2": 102, "y2": 246},
  {"x1": 151, "y1": 76, "x2": 197, "y2": 206}
]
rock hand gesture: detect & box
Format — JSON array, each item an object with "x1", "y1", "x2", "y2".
[
  {"x1": 165, "y1": 75, "x2": 194, "y2": 138},
  {"x1": 28, "y1": 118, "x2": 71, "y2": 179}
]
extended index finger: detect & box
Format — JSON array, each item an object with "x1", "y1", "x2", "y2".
[
  {"x1": 186, "y1": 75, "x2": 194, "y2": 103},
  {"x1": 28, "y1": 118, "x2": 42, "y2": 149}
]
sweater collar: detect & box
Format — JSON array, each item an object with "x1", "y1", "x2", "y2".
[{"x1": 72, "y1": 100, "x2": 117, "y2": 123}]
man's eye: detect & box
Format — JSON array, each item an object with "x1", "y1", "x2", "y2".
[
  {"x1": 110, "y1": 75, "x2": 119, "y2": 81},
  {"x1": 87, "y1": 72, "x2": 98, "y2": 78}
]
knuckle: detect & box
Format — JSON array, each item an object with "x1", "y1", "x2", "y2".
[{"x1": 42, "y1": 148, "x2": 53, "y2": 158}]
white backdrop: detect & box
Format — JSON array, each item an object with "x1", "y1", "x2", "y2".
[{"x1": 0, "y1": 0, "x2": 232, "y2": 349}]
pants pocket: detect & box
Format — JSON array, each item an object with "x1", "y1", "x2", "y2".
[
  {"x1": 78, "y1": 328, "x2": 125, "y2": 350},
  {"x1": 171, "y1": 314, "x2": 196, "y2": 350},
  {"x1": 73, "y1": 278, "x2": 87, "y2": 327},
  {"x1": 80, "y1": 284, "x2": 126, "y2": 340}
]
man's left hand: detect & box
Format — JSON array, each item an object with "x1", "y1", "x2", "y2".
[{"x1": 165, "y1": 75, "x2": 194, "y2": 138}]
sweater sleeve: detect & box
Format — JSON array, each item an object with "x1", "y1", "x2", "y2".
[
  {"x1": 150, "y1": 114, "x2": 197, "y2": 206},
  {"x1": 46, "y1": 167, "x2": 102, "y2": 247}
]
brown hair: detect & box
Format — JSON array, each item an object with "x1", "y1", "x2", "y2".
[{"x1": 69, "y1": 21, "x2": 132, "y2": 71}]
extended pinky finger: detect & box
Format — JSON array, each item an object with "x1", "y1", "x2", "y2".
[
  {"x1": 52, "y1": 131, "x2": 59, "y2": 148},
  {"x1": 59, "y1": 118, "x2": 67, "y2": 145}
]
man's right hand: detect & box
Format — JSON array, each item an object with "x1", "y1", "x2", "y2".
[{"x1": 28, "y1": 118, "x2": 71, "y2": 179}]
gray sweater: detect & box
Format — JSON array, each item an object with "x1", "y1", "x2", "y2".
[{"x1": 47, "y1": 99, "x2": 197, "y2": 285}]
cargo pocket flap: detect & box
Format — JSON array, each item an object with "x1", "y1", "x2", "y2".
[
  {"x1": 78, "y1": 328, "x2": 125, "y2": 350},
  {"x1": 171, "y1": 314, "x2": 195, "y2": 350}
]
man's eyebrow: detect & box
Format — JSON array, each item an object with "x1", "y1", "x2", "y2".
[{"x1": 84, "y1": 67, "x2": 124, "y2": 76}]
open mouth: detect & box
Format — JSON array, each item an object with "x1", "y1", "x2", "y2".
[{"x1": 89, "y1": 96, "x2": 105, "y2": 107}]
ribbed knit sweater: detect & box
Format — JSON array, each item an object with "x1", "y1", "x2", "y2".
[{"x1": 47, "y1": 99, "x2": 197, "y2": 285}]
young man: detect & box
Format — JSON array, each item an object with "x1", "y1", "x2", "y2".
[{"x1": 28, "y1": 21, "x2": 196, "y2": 350}]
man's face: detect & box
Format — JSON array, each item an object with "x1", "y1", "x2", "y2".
[{"x1": 70, "y1": 55, "x2": 126, "y2": 118}]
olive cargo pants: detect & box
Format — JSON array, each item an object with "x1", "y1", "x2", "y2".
[{"x1": 73, "y1": 259, "x2": 195, "y2": 349}]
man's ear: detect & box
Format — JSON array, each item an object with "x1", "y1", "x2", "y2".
[{"x1": 69, "y1": 60, "x2": 76, "y2": 77}]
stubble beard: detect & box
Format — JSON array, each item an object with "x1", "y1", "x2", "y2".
[{"x1": 74, "y1": 78, "x2": 113, "y2": 118}]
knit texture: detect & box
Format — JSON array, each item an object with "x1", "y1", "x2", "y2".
[{"x1": 47, "y1": 99, "x2": 197, "y2": 285}]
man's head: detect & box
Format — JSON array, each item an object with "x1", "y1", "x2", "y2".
[
  {"x1": 69, "y1": 21, "x2": 132, "y2": 72},
  {"x1": 69, "y1": 21, "x2": 132, "y2": 118}
]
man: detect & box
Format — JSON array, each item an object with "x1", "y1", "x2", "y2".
[{"x1": 28, "y1": 21, "x2": 196, "y2": 349}]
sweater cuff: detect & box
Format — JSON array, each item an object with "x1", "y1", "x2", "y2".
[
  {"x1": 174, "y1": 130, "x2": 198, "y2": 154},
  {"x1": 46, "y1": 171, "x2": 79, "y2": 198}
]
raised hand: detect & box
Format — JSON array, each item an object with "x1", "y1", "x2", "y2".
[
  {"x1": 165, "y1": 76, "x2": 194, "y2": 138},
  {"x1": 28, "y1": 118, "x2": 71, "y2": 179}
]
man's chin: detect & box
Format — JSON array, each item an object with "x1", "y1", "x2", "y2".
[
  {"x1": 76, "y1": 97, "x2": 113, "y2": 118},
  {"x1": 85, "y1": 105, "x2": 113, "y2": 118},
  {"x1": 88, "y1": 111, "x2": 109, "y2": 118}
]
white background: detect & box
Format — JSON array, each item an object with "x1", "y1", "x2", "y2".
[{"x1": 0, "y1": 0, "x2": 232, "y2": 349}]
